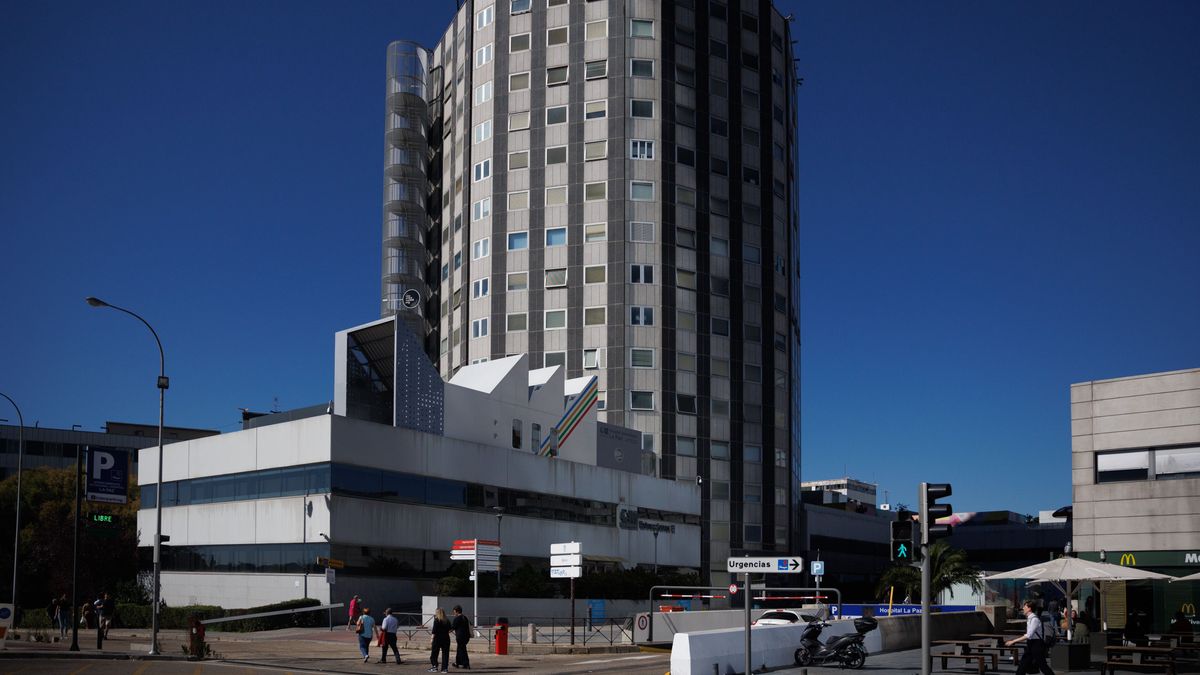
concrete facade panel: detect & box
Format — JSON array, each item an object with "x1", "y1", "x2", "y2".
[
  {"x1": 188, "y1": 502, "x2": 257, "y2": 545},
  {"x1": 1070, "y1": 384, "x2": 1093, "y2": 404},
  {"x1": 1071, "y1": 402, "x2": 1093, "y2": 420},
  {"x1": 1071, "y1": 419, "x2": 1093, "y2": 437},
  {"x1": 1091, "y1": 408, "x2": 1200, "y2": 435},
  {"x1": 255, "y1": 415, "x2": 332, "y2": 470},
  {"x1": 1092, "y1": 370, "x2": 1200, "y2": 400},
  {"x1": 1093, "y1": 389, "x2": 1200, "y2": 417},
  {"x1": 191, "y1": 430, "x2": 257, "y2": 479},
  {"x1": 1092, "y1": 496, "x2": 1200, "y2": 518},
  {"x1": 1093, "y1": 425, "x2": 1200, "y2": 451}
]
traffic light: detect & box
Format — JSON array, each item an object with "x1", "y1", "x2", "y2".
[
  {"x1": 919, "y1": 482, "x2": 953, "y2": 545},
  {"x1": 890, "y1": 519, "x2": 915, "y2": 562}
]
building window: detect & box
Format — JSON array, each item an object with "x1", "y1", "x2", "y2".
[
  {"x1": 507, "y1": 313, "x2": 528, "y2": 331},
  {"x1": 677, "y1": 270, "x2": 697, "y2": 290},
  {"x1": 471, "y1": 238, "x2": 490, "y2": 260},
  {"x1": 545, "y1": 227, "x2": 567, "y2": 247},
  {"x1": 509, "y1": 72, "x2": 530, "y2": 91},
  {"x1": 585, "y1": 100, "x2": 607, "y2": 119},
  {"x1": 630, "y1": 99, "x2": 654, "y2": 118},
  {"x1": 453, "y1": 251, "x2": 462, "y2": 270},
  {"x1": 507, "y1": 231, "x2": 529, "y2": 250},
  {"x1": 512, "y1": 418, "x2": 523, "y2": 450},
  {"x1": 473, "y1": 120, "x2": 492, "y2": 144},
  {"x1": 711, "y1": 117, "x2": 729, "y2": 137},
  {"x1": 677, "y1": 396, "x2": 698, "y2": 415},
  {"x1": 584, "y1": 140, "x2": 607, "y2": 160},
  {"x1": 544, "y1": 309, "x2": 567, "y2": 329},
  {"x1": 630, "y1": 181, "x2": 655, "y2": 201},
  {"x1": 546, "y1": 146, "x2": 567, "y2": 165},
  {"x1": 676, "y1": 186, "x2": 696, "y2": 207},
  {"x1": 744, "y1": 167, "x2": 760, "y2": 186},
  {"x1": 630, "y1": 306, "x2": 654, "y2": 325},
  {"x1": 630, "y1": 264, "x2": 653, "y2": 284},
  {"x1": 507, "y1": 272, "x2": 528, "y2": 291},
  {"x1": 471, "y1": 318, "x2": 489, "y2": 338},
  {"x1": 509, "y1": 151, "x2": 529, "y2": 170},
  {"x1": 547, "y1": 26, "x2": 569, "y2": 45},
  {"x1": 473, "y1": 159, "x2": 491, "y2": 182},
  {"x1": 476, "y1": 5, "x2": 494, "y2": 30},
  {"x1": 545, "y1": 186, "x2": 568, "y2": 205},
  {"x1": 585, "y1": 19, "x2": 607, "y2": 39},
  {"x1": 1156, "y1": 446, "x2": 1200, "y2": 479},
  {"x1": 474, "y1": 81, "x2": 493, "y2": 104},
  {"x1": 711, "y1": 237, "x2": 729, "y2": 256},
  {"x1": 630, "y1": 391, "x2": 655, "y2": 410},
  {"x1": 511, "y1": 0, "x2": 531, "y2": 14},
  {"x1": 629, "y1": 221, "x2": 654, "y2": 242},
  {"x1": 508, "y1": 191, "x2": 529, "y2": 211},
  {"x1": 546, "y1": 105, "x2": 568, "y2": 125},
  {"x1": 678, "y1": 353, "x2": 697, "y2": 372},
  {"x1": 585, "y1": 60, "x2": 608, "y2": 79},
  {"x1": 545, "y1": 268, "x2": 567, "y2": 287},
  {"x1": 509, "y1": 111, "x2": 530, "y2": 130},
  {"x1": 472, "y1": 198, "x2": 492, "y2": 221},
  {"x1": 630, "y1": 139, "x2": 655, "y2": 159},
  {"x1": 629, "y1": 18, "x2": 654, "y2": 38},
  {"x1": 472, "y1": 278, "x2": 489, "y2": 298},
  {"x1": 676, "y1": 146, "x2": 696, "y2": 166},
  {"x1": 676, "y1": 64, "x2": 696, "y2": 86},
  {"x1": 630, "y1": 59, "x2": 654, "y2": 78},
  {"x1": 510, "y1": 32, "x2": 531, "y2": 52},
  {"x1": 711, "y1": 317, "x2": 729, "y2": 336},
  {"x1": 744, "y1": 244, "x2": 761, "y2": 263},
  {"x1": 628, "y1": 345, "x2": 657, "y2": 367},
  {"x1": 745, "y1": 364, "x2": 762, "y2": 382},
  {"x1": 546, "y1": 65, "x2": 569, "y2": 85},
  {"x1": 584, "y1": 182, "x2": 607, "y2": 201},
  {"x1": 677, "y1": 436, "x2": 697, "y2": 455},
  {"x1": 475, "y1": 43, "x2": 494, "y2": 67},
  {"x1": 1096, "y1": 450, "x2": 1150, "y2": 482},
  {"x1": 584, "y1": 222, "x2": 607, "y2": 242},
  {"x1": 584, "y1": 307, "x2": 606, "y2": 325},
  {"x1": 584, "y1": 265, "x2": 606, "y2": 283},
  {"x1": 583, "y1": 349, "x2": 601, "y2": 369}
]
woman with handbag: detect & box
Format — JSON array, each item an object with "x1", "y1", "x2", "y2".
[
  {"x1": 428, "y1": 607, "x2": 452, "y2": 672},
  {"x1": 355, "y1": 607, "x2": 378, "y2": 663}
]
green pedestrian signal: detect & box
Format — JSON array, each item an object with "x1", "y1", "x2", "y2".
[{"x1": 891, "y1": 519, "x2": 915, "y2": 562}]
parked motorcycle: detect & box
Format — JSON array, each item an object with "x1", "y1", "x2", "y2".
[{"x1": 793, "y1": 615, "x2": 877, "y2": 669}]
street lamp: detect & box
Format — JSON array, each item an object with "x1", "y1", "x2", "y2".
[
  {"x1": 85, "y1": 296, "x2": 168, "y2": 655},
  {"x1": 493, "y1": 506, "x2": 504, "y2": 589},
  {"x1": 0, "y1": 393, "x2": 25, "y2": 616}
]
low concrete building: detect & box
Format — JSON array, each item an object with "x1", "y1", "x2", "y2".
[
  {"x1": 1070, "y1": 367, "x2": 1200, "y2": 630},
  {"x1": 139, "y1": 317, "x2": 700, "y2": 608}
]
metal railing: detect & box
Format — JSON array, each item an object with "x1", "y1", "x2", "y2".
[{"x1": 388, "y1": 613, "x2": 634, "y2": 648}]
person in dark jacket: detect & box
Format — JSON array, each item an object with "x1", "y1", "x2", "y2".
[
  {"x1": 428, "y1": 607, "x2": 452, "y2": 672},
  {"x1": 451, "y1": 605, "x2": 471, "y2": 669}
]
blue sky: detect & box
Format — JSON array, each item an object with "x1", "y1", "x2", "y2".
[{"x1": 2, "y1": 2, "x2": 1197, "y2": 513}]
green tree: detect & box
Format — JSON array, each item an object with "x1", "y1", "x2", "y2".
[
  {"x1": 0, "y1": 466, "x2": 142, "y2": 618},
  {"x1": 875, "y1": 540, "x2": 983, "y2": 603}
]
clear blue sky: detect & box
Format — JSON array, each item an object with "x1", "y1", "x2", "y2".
[{"x1": 2, "y1": 2, "x2": 1197, "y2": 514}]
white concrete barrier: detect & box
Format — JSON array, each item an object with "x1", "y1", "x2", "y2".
[{"x1": 670, "y1": 620, "x2": 881, "y2": 674}]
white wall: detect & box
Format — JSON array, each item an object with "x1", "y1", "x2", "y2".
[
  {"x1": 160, "y1": 572, "x2": 330, "y2": 609},
  {"x1": 138, "y1": 494, "x2": 330, "y2": 547}
]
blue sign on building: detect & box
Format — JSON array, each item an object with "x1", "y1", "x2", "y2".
[{"x1": 85, "y1": 446, "x2": 130, "y2": 504}]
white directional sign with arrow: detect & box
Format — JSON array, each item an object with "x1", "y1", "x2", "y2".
[{"x1": 726, "y1": 556, "x2": 805, "y2": 573}]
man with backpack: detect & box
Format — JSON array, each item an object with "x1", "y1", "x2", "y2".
[{"x1": 1007, "y1": 600, "x2": 1056, "y2": 675}]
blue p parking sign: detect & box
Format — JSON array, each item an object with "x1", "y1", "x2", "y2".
[{"x1": 85, "y1": 446, "x2": 130, "y2": 504}]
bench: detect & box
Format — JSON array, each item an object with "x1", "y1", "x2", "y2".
[
  {"x1": 1105, "y1": 645, "x2": 1177, "y2": 675},
  {"x1": 936, "y1": 652, "x2": 996, "y2": 674},
  {"x1": 975, "y1": 645, "x2": 1021, "y2": 661},
  {"x1": 1103, "y1": 659, "x2": 1174, "y2": 675}
]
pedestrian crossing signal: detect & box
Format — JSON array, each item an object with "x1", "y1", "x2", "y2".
[{"x1": 891, "y1": 520, "x2": 915, "y2": 562}]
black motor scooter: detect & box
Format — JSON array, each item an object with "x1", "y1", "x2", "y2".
[{"x1": 793, "y1": 615, "x2": 877, "y2": 669}]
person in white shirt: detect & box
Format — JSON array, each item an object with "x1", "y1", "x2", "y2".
[
  {"x1": 378, "y1": 607, "x2": 403, "y2": 664},
  {"x1": 1007, "y1": 600, "x2": 1055, "y2": 675}
]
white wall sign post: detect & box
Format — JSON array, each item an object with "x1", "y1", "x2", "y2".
[
  {"x1": 550, "y1": 542, "x2": 582, "y2": 645},
  {"x1": 452, "y1": 539, "x2": 500, "y2": 624},
  {"x1": 727, "y1": 556, "x2": 805, "y2": 675}
]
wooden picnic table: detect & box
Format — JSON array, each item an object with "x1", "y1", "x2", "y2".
[
  {"x1": 970, "y1": 633, "x2": 1014, "y2": 647},
  {"x1": 933, "y1": 640, "x2": 998, "y2": 673},
  {"x1": 1104, "y1": 645, "x2": 1176, "y2": 675}
]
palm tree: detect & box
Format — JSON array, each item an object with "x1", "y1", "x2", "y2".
[{"x1": 876, "y1": 540, "x2": 983, "y2": 603}]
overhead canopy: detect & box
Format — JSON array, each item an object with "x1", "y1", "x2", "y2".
[{"x1": 1169, "y1": 570, "x2": 1200, "y2": 583}]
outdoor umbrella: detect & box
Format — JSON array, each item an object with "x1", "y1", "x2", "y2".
[
  {"x1": 1169, "y1": 570, "x2": 1200, "y2": 583},
  {"x1": 984, "y1": 557, "x2": 1175, "y2": 638}
]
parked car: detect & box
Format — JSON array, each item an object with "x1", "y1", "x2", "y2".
[{"x1": 753, "y1": 610, "x2": 804, "y2": 626}]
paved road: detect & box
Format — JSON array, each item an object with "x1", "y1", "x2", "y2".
[{"x1": 0, "y1": 656, "x2": 675, "y2": 675}]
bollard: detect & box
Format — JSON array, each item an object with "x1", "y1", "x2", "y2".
[
  {"x1": 96, "y1": 626, "x2": 103, "y2": 650},
  {"x1": 494, "y1": 617, "x2": 509, "y2": 655},
  {"x1": 526, "y1": 623, "x2": 537, "y2": 644}
]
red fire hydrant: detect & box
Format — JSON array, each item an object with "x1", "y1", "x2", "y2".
[{"x1": 494, "y1": 618, "x2": 508, "y2": 655}]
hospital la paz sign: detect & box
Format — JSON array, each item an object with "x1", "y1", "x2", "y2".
[{"x1": 727, "y1": 556, "x2": 805, "y2": 573}]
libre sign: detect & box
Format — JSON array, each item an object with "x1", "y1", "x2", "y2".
[{"x1": 85, "y1": 447, "x2": 130, "y2": 504}]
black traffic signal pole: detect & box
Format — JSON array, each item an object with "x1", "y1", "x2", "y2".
[{"x1": 919, "y1": 482, "x2": 953, "y2": 675}]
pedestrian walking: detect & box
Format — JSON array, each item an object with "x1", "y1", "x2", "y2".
[
  {"x1": 451, "y1": 605, "x2": 471, "y2": 669},
  {"x1": 95, "y1": 592, "x2": 115, "y2": 638},
  {"x1": 55, "y1": 595, "x2": 69, "y2": 638},
  {"x1": 378, "y1": 607, "x2": 403, "y2": 664},
  {"x1": 1007, "y1": 600, "x2": 1055, "y2": 675},
  {"x1": 428, "y1": 607, "x2": 451, "y2": 672},
  {"x1": 355, "y1": 607, "x2": 378, "y2": 663},
  {"x1": 347, "y1": 594, "x2": 361, "y2": 630},
  {"x1": 46, "y1": 598, "x2": 58, "y2": 631}
]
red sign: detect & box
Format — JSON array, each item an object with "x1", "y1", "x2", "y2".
[
  {"x1": 452, "y1": 539, "x2": 500, "y2": 550},
  {"x1": 728, "y1": 583, "x2": 739, "y2": 595}
]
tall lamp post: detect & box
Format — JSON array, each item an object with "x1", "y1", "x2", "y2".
[
  {"x1": 0, "y1": 393, "x2": 24, "y2": 615},
  {"x1": 86, "y1": 297, "x2": 168, "y2": 655}
]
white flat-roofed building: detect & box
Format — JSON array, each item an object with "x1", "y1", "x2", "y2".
[{"x1": 138, "y1": 320, "x2": 699, "y2": 608}]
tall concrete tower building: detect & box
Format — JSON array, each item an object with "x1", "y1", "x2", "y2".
[{"x1": 380, "y1": 0, "x2": 800, "y2": 584}]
